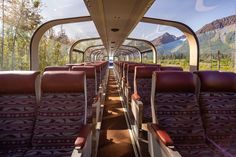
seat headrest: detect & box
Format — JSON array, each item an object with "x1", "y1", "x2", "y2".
[
  {"x1": 135, "y1": 66, "x2": 160, "y2": 78},
  {"x1": 72, "y1": 66, "x2": 96, "y2": 78},
  {"x1": 86, "y1": 64, "x2": 101, "y2": 71},
  {"x1": 154, "y1": 71, "x2": 195, "y2": 93},
  {"x1": 0, "y1": 71, "x2": 40, "y2": 94},
  {"x1": 195, "y1": 71, "x2": 236, "y2": 92},
  {"x1": 44, "y1": 66, "x2": 69, "y2": 71},
  {"x1": 160, "y1": 66, "x2": 183, "y2": 71},
  {"x1": 128, "y1": 64, "x2": 144, "y2": 72},
  {"x1": 42, "y1": 71, "x2": 85, "y2": 93}
]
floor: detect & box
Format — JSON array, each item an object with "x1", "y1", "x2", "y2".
[{"x1": 97, "y1": 69, "x2": 136, "y2": 157}]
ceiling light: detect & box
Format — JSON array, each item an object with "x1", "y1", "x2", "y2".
[{"x1": 111, "y1": 28, "x2": 119, "y2": 32}]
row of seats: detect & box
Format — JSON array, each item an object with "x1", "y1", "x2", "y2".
[
  {"x1": 114, "y1": 61, "x2": 236, "y2": 157},
  {"x1": 0, "y1": 61, "x2": 108, "y2": 157},
  {"x1": 113, "y1": 61, "x2": 183, "y2": 135},
  {"x1": 148, "y1": 71, "x2": 236, "y2": 157}
]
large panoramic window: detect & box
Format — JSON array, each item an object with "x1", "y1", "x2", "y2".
[
  {"x1": 145, "y1": 0, "x2": 236, "y2": 72},
  {"x1": 0, "y1": 0, "x2": 89, "y2": 70},
  {"x1": 0, "y1": 0, "x2": 41, "y2": 70},
  {"x1": 129, "y1": 23, "x2": 189, "y2": 70},
  {"x1": 39, "y1": 22, "x2": 99, "y2": 71}
]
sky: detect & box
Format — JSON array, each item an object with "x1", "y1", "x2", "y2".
[{"x1": 39, "y1": 0, "x2": 236, "y2": 40}]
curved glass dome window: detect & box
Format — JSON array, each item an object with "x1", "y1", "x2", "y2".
[
  {"x1": 123, "y1": 39, "x2": 152, "y2": 52},
  {"x1": 145, "y1": 0, "x2": 236, "y2": 32},
  {"x1": 129, "y1": 22, "x2": 183, "y2": 41},
  {"x1": 128, "y1": 22, "x2": 189, "y2": 69},
  {"x1": 74, "y1": 39, "x2": 103, "y2": 52},
  {"x1": 41, "y1": 0, "x2": 89, "y2": 22},
  {"x1": 38, "y1": 22, "x2": 100, "y2": 70}
]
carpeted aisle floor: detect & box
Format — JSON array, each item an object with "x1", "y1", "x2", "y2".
[{"x1": 97, "y1": 69, "x2": 135, "y2": 157}]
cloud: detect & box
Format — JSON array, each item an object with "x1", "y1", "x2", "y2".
[{"x1": 195, "y1": 0, "x2": 217, "y2": 12}]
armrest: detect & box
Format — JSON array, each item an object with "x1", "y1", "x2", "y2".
[
  {"x1": 131, "y1": 93, "x2": 141, "y2": 101},
  {"x1": 74, "y1": 124, "x2": 92, "y2": 149},
  {"x1": 147, "y1": 123, "x2": 174, "y2": 146},
  {"x1": 125, "y1": 83, "x2": 131, "y2": 89},
  {"x1": 93, "y1": 95, "x2": 99, "y2": 104}
]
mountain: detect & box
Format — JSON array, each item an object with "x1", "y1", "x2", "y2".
[
  {"x1": 197, "y1": 15, "x2": 236, "y2": 34},
  {"x1": 150, "y1": 14, "x2": 236, "y2": 56},
  {"x1": 151, "y1": 32, "x2": 178, "y2": 46}
]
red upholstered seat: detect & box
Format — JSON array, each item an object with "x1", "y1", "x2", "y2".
[
  {"x1": 44, "y1": 66, "x2": 70, "y2": 71},
  {"x1": 23, "y1": 71, "x2": 91, "y2": 157},
  {"x1": 86, "y1": 63, "x2": 102, "y2": 92},
  {"x1": 195, "y1": 71, "x2": 236, "y2": 157},
  {"x1": 149, "y1": 71, "x2": 223, "y2": 157},
  {"x1": 72, "y1": 66, "x2": 97, "y2": 123},
  {"x1": 0, "y1": 71, "x2": 40, "y2": 156},
  {"x1": 160, "y1": 66, "x2": 183, "y2": 71},
  {"x1": 132, "y1": 66, "x2": 160, "y2": 123}
]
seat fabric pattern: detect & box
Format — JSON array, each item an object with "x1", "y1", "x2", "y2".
[
  {"x1": 0, "y1": 95, "x2": 36, "y2": 152},
  {"x1": 136, "y1": 79, "x2": 152, "y2": 122},
  {"x1": 32, "y1": 93, "x2": 85, "y2": 148},
  {"x1": 175, "y1": 143, "x2": 222, "y2": 157},
  {"x1": 200, "y1": 92, "x2": 236, "y2": 156},
  {"x1": 154, "y1": 93, "x2": 222, "y2": 157},
  {"x1": 127, "y1": 73, "x2": 134, "y2": 93},
  {"x1": 87, "y1": 79, "x2": 96, "y2": 122},
  {"x1": 23, "y1": 147, "x2": 73, "y2": 157}
]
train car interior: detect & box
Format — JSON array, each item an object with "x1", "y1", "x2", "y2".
[{"x1": 0, "y1": 0, "x2": 236, "y2": 157}]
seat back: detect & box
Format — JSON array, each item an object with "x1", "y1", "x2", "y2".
[
  {"x1": 195, "y1": 71, "x2": 236, "y2": 143},
  {"x1": 0, "y1": 71, "x2": 40, "y2": 151},
  {"x1": 44, "y1": 66, "x2": 70, "y2": 71},
  {"x1": 72, "y1": 66, "x2": 97, "y2": 122},
  {"x1": 151, "y1": 71, "x2": 205, "y2": 145},
  {"x1": 134, "y1": 66, "x2": 160, "y2": 122},
  {"x1": 32, "y1": 71, "x2": 87, "y2": 148},
  {"x1": 160, "y1": 66, "x2": 183, "y2": 71},
  {"x1": 126, "y1": 64, "x2": 142, "y2": 92},
  {"x1": 88, "y1": 64, "x2": 101, "y2": 91},
  {"x1": 66, "y1": 64, "x2": 84, "y2": 70}
]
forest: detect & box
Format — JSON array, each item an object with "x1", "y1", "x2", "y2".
[{"x1": 0, "y1": 0, "x2": 81, "y2": 71}]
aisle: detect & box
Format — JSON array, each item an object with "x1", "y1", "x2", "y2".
[{"x1": 97, "y1": 69, "x2": 136, "y2": 157}]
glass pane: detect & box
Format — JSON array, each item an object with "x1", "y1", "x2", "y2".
[
  {"x1": 198, "y1": 26, "x2": 236, "y2": 72},
  {"x1": 145, "y1": 0, "x2": 236, "y2": 72},
  {"x1": 142, "y1": 51, "x2": 153, "y2": 64},
  {"x1": 84, "y1": 45, "x2": 105, "y2": 59},
  {"x1": 0, "y1": 0, "x2": 42, "y2": 70},
  {"x1": 38, "y1": 22, "x2": 100, "y2": 70},
  {"x1": 41, "y1": 0, "x2": 89, "y2": 22},
  {"x1": 71, "y1": 52, "x2": 83, "y2": 64},
  {"x1": 145, "y1": 0, "x2": 236, "y2": 32},
  {"x1": 0, "y1": 0, "x2": 90, "y2": 70},
  {"x1": 123, "y1": 39, "x2": 152, "y2": 52},
  {"x1": 128, "y1": 22, "x2": 189, "y2": 69},
  {"x1": 74, "y1": 38, "x2": 103, "y2": 52}
]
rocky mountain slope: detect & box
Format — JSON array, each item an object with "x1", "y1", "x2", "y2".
[{"x1": 151, "y1": 15, "x2": 236, "y2": 55}]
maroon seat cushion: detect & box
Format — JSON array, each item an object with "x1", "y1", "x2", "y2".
[
  {"x1": 153, "y1": 72, "x2": 223, "y2": 157},
  {"x1": 196, "y1": 71, "x2": 236, "y2": 156},
  {"x1": 32, "y1": 71, "x2": 87, "y2": 149},
  {"x1": 0, "y1": 71, "x2": 39, "y2": 153},
  {"x1": 72, "y1": 66, "x2": 97, "y2": 122},
  {"x1": 134, "y1": 66, "x2": 160, "y2": 122}
]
